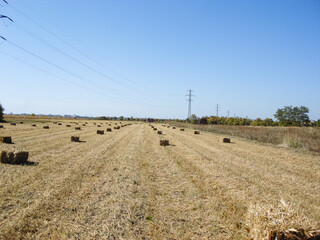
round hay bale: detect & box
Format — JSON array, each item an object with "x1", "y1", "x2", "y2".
[
  {"x1": 58, "y1": 123, "x2": 62, "y2": 125},
  {"x1": 97, "y1": 125, "x2": 101, "y2": 127},
  {"x1": 71, "y1": 136, "x2": 80, "y2": 142},
  {"x1": 194, "y1": 131, "x2": 200, "y2": 135},
  {"x1": 82, "y1": 124, "x2": 86, "y2": 126},
  {"x1": 160, "y1": 139, "x2": 169, "y2": 146},
  {"x1": 97, "y1": 130, "x2": 104, "y2": 134},
  {"x1": 223, "y1": 138, "x2": 231, "y2": 143},
  {"x1": 180, "y1": 128, "x2": 184, "y2": 131},
  {"x1": 75, "y1": 127, "x2": 81, "y2": 130},
  {"x1": 43, "y1": 126, "x2": 50, "y2": 129},
  {"x1": 32, "y1": 124, "x2": 37, "y2": 127},
  {"x1": 20, "y1": 122, "x2": 24, "y2": 124},
  {"x1": 0, "y1": 125, "x2": 3, "y2": 128},
  {"x1": 10, "y1": 123, "x2": 16, "y2": 126},
  {"x1": 0, "y1": 136, "x2": 12, "y2": 144},
  {"x1": 153, "y1": 128, "x2": 157, "y2": 131},
  {"x1": 66, "y1": 125, "x2": 71, "y2": 127},
  {"x1": 157, "y1": 131, "x2": 162, "y2": 134},
  {"x1": 173, "y1": 127, "x2": 176, "y2": 129},
  {"x1": 107, "y1": 128, "x2": 112, "y2": 132}
]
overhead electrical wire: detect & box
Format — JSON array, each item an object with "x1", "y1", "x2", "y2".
[
  {"x1": 8, "y1": 0, "x2": 182, "y2": 98},
  {"x1": 0, "y1": 37, "x2": 168, "y2": 108}
]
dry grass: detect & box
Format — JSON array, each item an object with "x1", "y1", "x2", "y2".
[
  {"x1": 0, "y1": 119, "x2": 319, "y2": 239},
  {"x1": 172, "y1": 123, "x2": 320, "y2": 152}
]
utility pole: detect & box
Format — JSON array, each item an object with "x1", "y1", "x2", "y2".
[
  {"x1": 216, "y1": 104, "x2": 220, "y2": 117},
  {"x1": 186, "y1": 89, "x2": 194, "y2": 119}
]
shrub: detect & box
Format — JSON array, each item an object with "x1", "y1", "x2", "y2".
[{"x1": 0, "y1": 103, "x2": 4, "y2": 122}]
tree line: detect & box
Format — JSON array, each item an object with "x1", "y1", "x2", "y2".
[{"x1": 186, "y1": 106, "x2": 320, "y2": 127}]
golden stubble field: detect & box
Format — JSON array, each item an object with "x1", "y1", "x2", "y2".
[{"x1": 0, "y1": 118, "x2": 319, "y2": 239}]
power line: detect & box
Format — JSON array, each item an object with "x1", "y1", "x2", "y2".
[
  {"x1": 186, "y1": 89, "x2": 194, "y2": 119},
  {"x1": 1, "y1": 37, "x2": 168, "y2": 107},
  {"x1": 7, "y1": 1, "x2": 181, "y2": 98}
]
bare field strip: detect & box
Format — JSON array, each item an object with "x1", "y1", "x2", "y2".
[{"x1": 0, "y1": 121, "x2": 319, "y2": 239}]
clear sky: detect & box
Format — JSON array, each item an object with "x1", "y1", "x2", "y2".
[{"x1": 0, "y1": 0, "x2": 319, "y2": 120}]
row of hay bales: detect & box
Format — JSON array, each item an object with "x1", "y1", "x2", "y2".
[
  {"x1": 150, "y1": 125, "x2": 170, "y2": 146},
  {"x1": 0, "y1": 122, "x2": 133, "y2": 164},
  {"x1": 152, "y1": 124, "x2": 232, "y2": 144}
]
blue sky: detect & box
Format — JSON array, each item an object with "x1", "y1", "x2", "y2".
[{"x1": 0, "y1": 0, "x2": 319, "y2": 119}]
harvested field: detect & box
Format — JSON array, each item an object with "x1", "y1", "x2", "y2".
[{"x1": 0, "y1": 121, "x2": 319, "y2": 239}]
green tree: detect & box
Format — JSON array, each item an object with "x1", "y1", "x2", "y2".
[
  {"x1": 274, "y1": 106, "x2": 309, "y2": 126},
  {"x1": 0, "y1": 103, "x2": 4, "y2": 122}
]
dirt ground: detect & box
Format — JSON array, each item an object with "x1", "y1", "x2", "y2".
[{"x1": 0, "y1": 120, "x2": 319, "y2": 239}]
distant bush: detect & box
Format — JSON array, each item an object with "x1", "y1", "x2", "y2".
[{"x1": 0, "y1": 103, "x2": 4, "y2": 122}]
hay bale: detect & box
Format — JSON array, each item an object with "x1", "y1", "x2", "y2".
[
  {"x1": 58, "y1": 123, "x2": 62, "y2": 125},
  {"x1": 180, "y1": 128, "x2": 184, "y2": 131},
  {"x1": 14, "y1": 151, "x2": 29, "y2": 164},
  {"x1": 153, "y1": 128, "x2": 157, "y2": 131},
  {"x1": 75, "y1": 127, "x2": 81, "y2": 130},
  {"x1": 269, "y1": 229, "x2": 320, "y2": 240},
  {"x1": 160, "y1": 139, "x2": 169, "y2": 146},
  {"x1": 0, "y1": 151, "x2": 28, "y2": 164},
  {"x1": 97, "y1": 130, "x2": 104, "y2": 134},
  {"x1": 157, "y1": 131, "x2": 162, "y2": 134},
  {"x1": 173, "y1": 127, "x2": 176, "y2": 129},
  {"x1": 0, "y1": 136, "x2": 12, "y2": 144},
  {"x1": 0, "y1": 125, "x2": 3, "y2": 128},
  {"x1": 0, "y1": 151, "x2": 13, "y2": 163},
  {"x1": 223, "y1": 138, "x2": 231, "y2": 143},
  {"x1": 71, "y1": 136, "x2": 80, "y2": 142},
  {"x1": 194, "y1": 131, "x2": 200, "y2": 135},
  {"x1": 97, "y1": 125, "x2": 101, "y2": 127},
  {"x1": 43, "y1": 126, "x2": 50, "y2": 129},
  {"x1": 82, "y1": 124, "x2": 86, "y2": 126},
  {"x1": 20, "y1": 122, "x2": 24, "y2": 124},
  {"x1": 32, "y1": 124, "x2": 36, "y2": 127},
  {"x1": 66, "y1": 125, "x2": 71, "y2": 127},
  {"x1": 10, "y1": 123, "x2": 16, "y2": 126},
  {"x1": 107, "y1": 128, "x2": 112, "y2": 132}
]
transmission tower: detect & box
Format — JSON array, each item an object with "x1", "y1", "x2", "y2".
[
  {"x1": 186, "y1": 89, "x2": 194, "y2": 119},
  {"x1": 216, "y1": 104, "x2": 220, "y2": 117}
]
